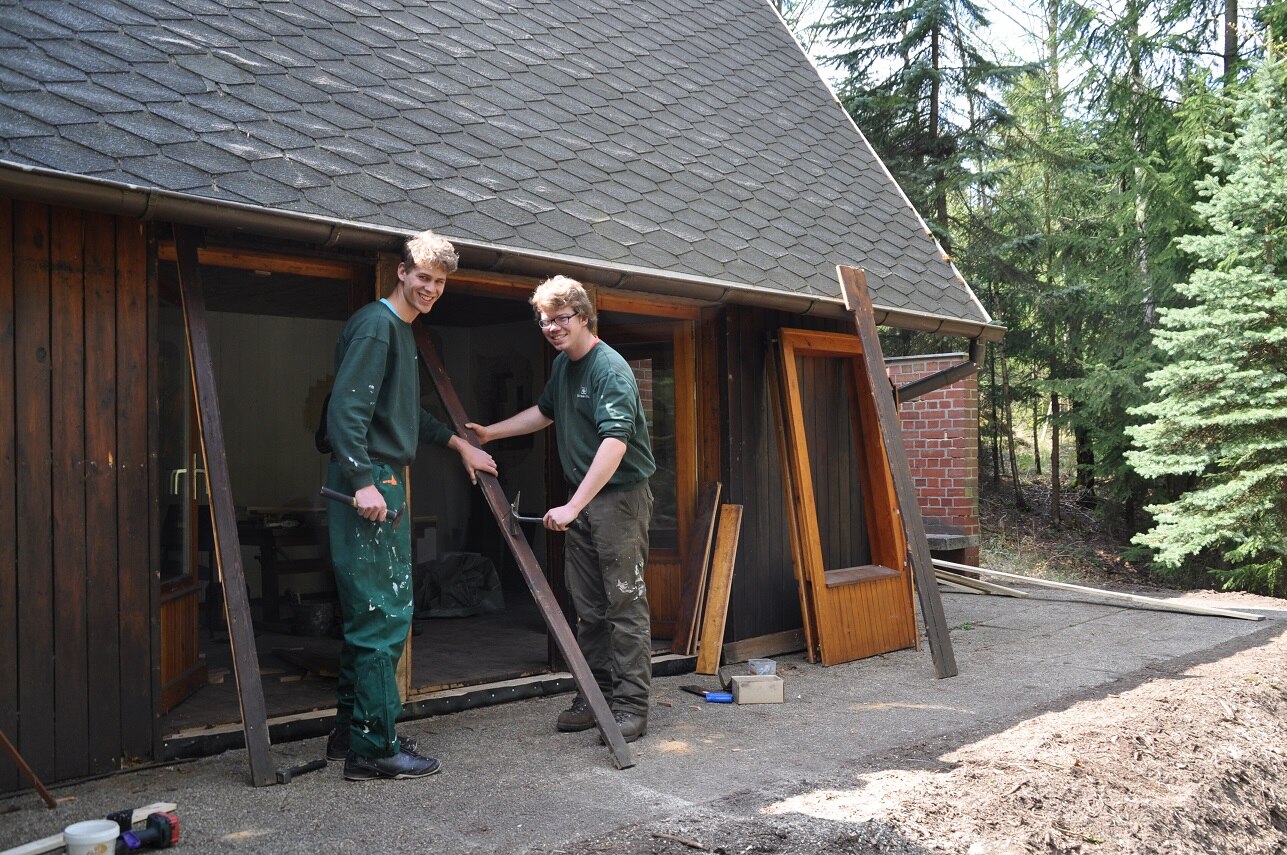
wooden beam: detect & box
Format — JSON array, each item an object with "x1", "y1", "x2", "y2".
[
  {"x1": 157, "y1": 242, "x2": 358, "y2": 280},
  {"x1": 173, "y1": 226, "x2": 274, "y2": 786},
  {"x1": 670, "y1": 481, "x2": 721, "y2": 655},
  {"x1": 721, "y1": 628, "x2": 807, "y2": 664},
  {"x1": 932, "y1": 558, "x2": 1265, "y2": 621},
  {"x1": 414, "y1": 326, "x2": 634, "y2": 769},
  {"x1": 934, "y1": 568, "x2": 1029, "y2": 597},
  {"x1": 695, "y1": 505, "x2": 744, "y2": 675},
  {"x1": 838, "y1": 266, "x2": 958, "y2": 678}
]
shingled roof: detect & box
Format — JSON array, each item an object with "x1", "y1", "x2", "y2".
[{"x1": 0, "y1": 0, "x2": 998, "y2": 337}]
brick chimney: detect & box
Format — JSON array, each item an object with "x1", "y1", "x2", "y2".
[{"x1": 885, "y1": 354, "x2": 980, "y2": 567}]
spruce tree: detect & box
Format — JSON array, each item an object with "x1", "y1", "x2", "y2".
[{"x1": 1127, "y1": 54, "x2": 1287, "y2": 594}]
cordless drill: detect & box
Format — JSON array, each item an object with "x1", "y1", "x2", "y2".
[{"x1": 104, "y1": 810, "x2": 180, "y2": 852}]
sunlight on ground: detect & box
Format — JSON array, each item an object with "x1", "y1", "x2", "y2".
[
  {"x1": 762, "y1": 770, "x2": 940, "y2": 823},
  {"x1": 848, "y1": 702, "x2": 970, "y2": 713},
  {"x1": 220, "y1": 829, "x2": 275, "y2": 841},
  {"x1": 654, "y1": 739, "x2": 693, "y2": 754}
]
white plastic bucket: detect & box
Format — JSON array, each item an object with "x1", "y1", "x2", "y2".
[{"x1": 63, "y1": 819, "x2": 119, "y2": 855}]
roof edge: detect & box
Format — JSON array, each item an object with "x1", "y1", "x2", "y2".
[{"x1": 0, "y1": 163, "x2": 1003, "y2": 342}]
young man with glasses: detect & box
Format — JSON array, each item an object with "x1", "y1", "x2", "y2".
[
  {"x1": 467, "y1": 276, "x2": 656, "y2": 742},
  {"x1": 324, "y1": 229, "x2": 497, "y2": 780}
]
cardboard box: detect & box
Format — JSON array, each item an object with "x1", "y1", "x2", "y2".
[{"x1": 730, "y1": 674, "x2": 784, "y2": 704}]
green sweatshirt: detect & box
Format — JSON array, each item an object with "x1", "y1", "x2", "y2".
[
  {"x1": 537, "y1": 340, "x2": 656, "y2": 491},
  {"x1": 327, "y1": 300, "x2": 453, "y2": 490}
]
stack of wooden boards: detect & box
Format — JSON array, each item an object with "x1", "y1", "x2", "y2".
[{"x1": 669, "y1": 482, "x2": 744, "y2": 675}]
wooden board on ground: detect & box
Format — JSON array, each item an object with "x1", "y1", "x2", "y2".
[
  {"x1": 695, "y1": 505, "x2": 744, "y2": 675},
  {"x1": 670, "y1": 481, "x2": 722, "y2": 655}
]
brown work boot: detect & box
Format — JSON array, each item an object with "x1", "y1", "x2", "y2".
[
  {"x1": 556, "y1": 695, "x2": 596, "y2": 732},
  {"x1": 599, "y1": 709, "x2": 647, "y2": 744}
]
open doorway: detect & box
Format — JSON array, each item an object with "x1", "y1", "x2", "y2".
[{"x1": 157, "y1": 250, "x2": 695, "y2": 738}]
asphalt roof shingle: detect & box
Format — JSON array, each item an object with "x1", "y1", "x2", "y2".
[{"x1": 0, "y1": 0, "x2": 989, "y2": 326}]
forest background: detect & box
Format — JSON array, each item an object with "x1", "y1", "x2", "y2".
[{"x1": 774, "y1": 0, "x2": 1287, "y2": 597}]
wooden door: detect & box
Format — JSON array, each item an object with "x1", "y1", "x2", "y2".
[
  {"x1": 157, "y1": 277, "x2": 207, "y2": 712},
  {"x1": 599, "y1": 320, "x2": 697, "y2": 639},
  {"x1": 775, "y1": 328, "x2": 917, "y2": 665}
]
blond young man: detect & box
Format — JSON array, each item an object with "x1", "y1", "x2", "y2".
[
  {"x1": 467, "y1": 276, "x2": 655, "y2": 742},
  {"x1": 325, "y1": 230, "x2": 496, "y2": 779}
]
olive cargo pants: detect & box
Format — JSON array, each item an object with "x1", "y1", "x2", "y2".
[{"x1": 564, "y1": 483, "x2": 654, "y2": 718}]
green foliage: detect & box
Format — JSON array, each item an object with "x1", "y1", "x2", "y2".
[
  {"x1": 1127, "y1": 55, "x2": 1287, "y2": 595},
  {"x1": 817, "y1": 0, "x2": 1022, "y2": 246}
]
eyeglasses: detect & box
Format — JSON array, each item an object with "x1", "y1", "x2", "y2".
[{"x1": 536, "y1": 312, "x2": 579, "y2": 329}]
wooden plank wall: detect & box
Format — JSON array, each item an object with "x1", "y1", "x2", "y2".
[
  {"x1": 722, "y1": 306, "x2": 847, "y2": 644},
  {"x1": 0, "y1": 199, "x2": 153, "y2": 792}
]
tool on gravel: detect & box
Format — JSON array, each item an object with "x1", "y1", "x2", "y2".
[
  {"x1": 506, "y1": 490, "x2": 544, "y2": 535},
  {"x1": 111, "y1": 810, "x2": 181, "y2": 851},
  {"x1": 275, "y1": 757, "x2": 327, "y2": 785},
  {"x1": 318, "y1": 486, "x2": 403, "y2": 525},
  {"x1": 679, "y1": 685, "x2": 733, "y2": 703}
]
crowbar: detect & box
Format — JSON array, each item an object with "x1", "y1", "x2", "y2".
[{"x1": 507, "y1": 490, "x2": 544, "y2": 535}]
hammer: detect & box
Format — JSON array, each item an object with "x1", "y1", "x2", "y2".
[
  {"x1": 319, "y1": 486, "x2": 404, "y2": 525},
  {"x1": 275, "y1": 757, "x2": 327, "y2": 784},
  {"x1": 507, "y1": 490, "x2": 544, "y2": 535}
]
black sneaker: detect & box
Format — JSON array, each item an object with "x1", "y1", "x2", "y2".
[
  {"x1": 556, "y1": 695, "x2": 596, "y2": 732},
  {"x1": 599, "y1": 709, "x2": 647, "y2": 744},
  {"x1": 326, "y1": 727, "x2": 419, "y2": 762},
  {"x1": 343, "y1": 747, "x2": 441, "y2": 781}
]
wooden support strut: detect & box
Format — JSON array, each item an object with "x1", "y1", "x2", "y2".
[
  {"x1": 413, "y1": 326, "x2": 634, "y2": 769},
  {"x1": 838, "y1": 265, "x2": 958, "y2": 678},
  {"x1": 173, "y1": 226, "x2": 275, "y2": 786}
]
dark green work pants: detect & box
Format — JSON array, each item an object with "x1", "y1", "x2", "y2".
[
  {"x1": 564, "y1": 483, "x2": 654, "y2": 718},
  {"x1": 326, "y1": 460, "x2": 411, "y2": 759}
]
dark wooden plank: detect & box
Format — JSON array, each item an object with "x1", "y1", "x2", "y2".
[
  {"x1": 173, "y1": 225, "x2": 274, "y2": 786},
  {"x1": 0, "y1": 199, "x2": 18, "y2": 793},
  {"x1": 838, "y1": 266, "x2": 957, "y2": 678},
  {"x1": 721, "y1": 628, "x2": 807, "y2": 664},
  {"x1": 51, "y1": 208, "x2": 89, "y2": 780},
  {"x1": 414, "y1": 324, "x2": 634, "y2": 769},
  {"x1": 115, "y1": 217, "x2": 152, "y2": 761},
  {"x1": 14, "y1": 203, "x2": 56, "y2": 782},
  {"x1": 766, "y1": 344, "x2": 817, "y2": 662},
  {"x1": 670, "y1": 481, "x2": 721, "y2": 655},
  {"x1": 84, "y1": 212, "x2": 121, "y2": 773},
  {"x1": 694, "y1": 504, "x2": 743, "y2": 675},
  {"x1": 696, "y1": 309, "x2": 723, "y2": 486}
]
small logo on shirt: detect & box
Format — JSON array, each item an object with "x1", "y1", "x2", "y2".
[{"x1": 576, "y1": 385, "x2": 590, "y2": 399}]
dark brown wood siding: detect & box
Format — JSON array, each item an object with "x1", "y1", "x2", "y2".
[
  {"x1": 721, "y1": 305, "x2": 848, "y2": 643},
  {"x1": 0, "y1": 199, "x2": 153, "y2": 792}
]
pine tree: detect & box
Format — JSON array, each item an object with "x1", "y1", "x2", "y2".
[
  {"x1": 1127, "y1": 54, "x2": 1287, "y2": 594},
  {"x1": 816, "y1": 0, "x2": 1017, "y2": 250}
]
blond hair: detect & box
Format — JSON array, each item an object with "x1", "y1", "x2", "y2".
[
  {"x1": 402, "y1": 229, "x2": 458, "y2": 273},
  {"x1": 531, "y1": 275, "x2": 596, "y2": 332}
]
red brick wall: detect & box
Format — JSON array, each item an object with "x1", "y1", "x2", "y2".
[{"x1": 885, "y1": 354, "x2": 980, "y2": 565}]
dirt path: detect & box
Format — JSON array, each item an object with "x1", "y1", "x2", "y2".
[{"x1": 548, "y1": 597, "x2": 1287, "y2": 855}]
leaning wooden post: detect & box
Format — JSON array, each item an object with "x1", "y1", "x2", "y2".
[
  {"x1": 173, "y1": 226, "x2": 275, "y2": 785},
  {"x1": 413, "y1": 326, "x2": 634, "y2": 769},
  {"x1": 838, "y1": 265, "x2": 958, "y2": 678}
]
